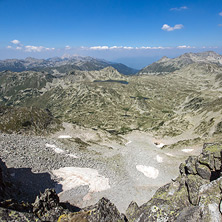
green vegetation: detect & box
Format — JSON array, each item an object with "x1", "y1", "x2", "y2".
[
  {"x1": 0, "y1": 105, "x2": 61, "y2": 134},
  {"x1": 1, "y1": 58, "x2": 222, "y2": 143}
]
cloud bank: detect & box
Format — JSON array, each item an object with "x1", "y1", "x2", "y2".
[
  {"x1": 7, "y1": 40, "x2": 55, "y2": 52},
  {"x1": 162, "y1": 24, "x2": 184, "y2": 31}
]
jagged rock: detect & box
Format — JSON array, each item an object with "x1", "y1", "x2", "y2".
[
  {"x1": 185, "y1": 174, "x2": 206, "y2": 205},
  {"x1": 126, "y1": 143, "x2": 222, "y2": 221},
  {"x1": 176, "y1": 206, "x2": 201, "y2": 222},
  {"x1": 203, "y1": 143, "x2": 222, "y2": 158},
  {"x1": 185, "y1": 156, "x2": 198, "y2": 174},
  {"x1": 126, "y1": 201, "x2": 139, "y2": 221},
  {"x1": 0, "y1": 199, "x2": 32, "y2": 213},
  {"x1": 219, "y1": 200, "x2": 222, "y2": 214},
  {"x1": 214, "y1": 158, "x2": 221, "y2": 171},
  {"x1": 198, "y1": 178, "x2": 222, "y2": 221},
  {"x1": 126, "y1": 179, "x2": 190, "y2": 221},
  {"x1": 198, "y1": 153, "x2": 214, "y2": 170},
  {"x1": 58, "y1": 197, "x2": 126, "y2": 222},
  {"x1": 0, "y1": 207, "x2": 40, "y2": 222},
  {"x1": 196, "y1": 163, "x2": 211, "y2": 180},
  {"x1": 33, "y1": 188, "x2": 69, "y2": 221}
]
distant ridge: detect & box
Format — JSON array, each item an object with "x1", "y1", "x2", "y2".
[
  {"x1": 0, "y1": 56, "x2": 138, "y2": 75},
  {"x1": 138, "y1": 51, "x2": 222, "y2": 75}
]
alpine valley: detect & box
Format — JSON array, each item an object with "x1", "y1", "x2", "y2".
[{"x1": 1, "y1": 51, "x2": 222, "y2": 221}]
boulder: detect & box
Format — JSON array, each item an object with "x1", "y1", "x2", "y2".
[
  {"x1": 185, "y1": 174, "x2": 206, "y2": 205},
  {"x1": 185, "y1": 156, "x2": 198, "y2": 175},
  {"x1": 196, "y1": 163, "x2": 211, "y2": 180},
  {"x1": 198, "y1": 153, "x2": 214, "y2": 170}
]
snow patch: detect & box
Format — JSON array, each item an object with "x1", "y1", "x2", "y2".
[
  {"x1": 156, "y1": 155, "x2": 163, "y2": 163},
  {"x1": 154, "y1": 142, "x2": 165, "y2": 148},
  {"x1": 45, "y1": 143, "x2": 64, "y2": 153},
  {"x1": 182, "y1": 149, "x2": 194, "y2": 153},
  {"x1": 136, "y1": 165, "x2": 159, "y2": 179},
  {"x1": 58, "y1": 135, "x2": 72, "y2": 139},
  {"x1": 66, "y1": 153, "x2": 78, "y2": 158},
  {"x1": 53, "y1": 147, "x2": 65, "y2": 153},
  {"x1": 45, "y1": 143, "x2": 56, "y2": 148},
  {"x1": 165, "y1": 153, "x2": 174, "y2": 157},
  {"x1": 125, "y1": 140, "x2": 132, "y2": 146},
  {"x1": 52, "y1": 167, "x2": 110, "y2": 194}
]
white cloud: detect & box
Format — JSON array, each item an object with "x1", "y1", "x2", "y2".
[
  {"x1": 7, "y1": 40, "x2": 55, "y2": 52},
  {"x1": 162, "y1": 24, "x2": 184, "y2": 31},
  {"x1": 219, "y1": 12, "x2": 222, "y2": 16},
  {"x1": 141, "y1": 46, "x2": 151, "y2": 49},
  {"x1": 177, "y1": 45, "x2": 189, "y2": 49},
  {"x1": 110, "y1": 46, "x2": 122, "y2": 49},
  {"x1": 83, "y1": 46, "x2": 173, "y2": 51},
  {"x1": 109, "y1": 46, "x2": 134, "y2": 50},
  {"x1": 218, "y1": 24, "x2": 222, "y2": 27},
  {"x1": 90, "y1": 46, "x2": 109, "y2": 50},
  {"x1": 177, "y1": 45, "x2": 196, "y2": 49},
  {"x1": 123, "y1": 46, "x2": 134, "y2": 50},
  {"x1": 25, "y1": 45, "x2": 55, "y2": 52},
  {"x1": 11, "y1": 39, "x2": 20, "y2": 44},
  {"x1": 65, "y1": 45, "x2": 71, "y2": 50},
  {"x1": 170, "y1": 6, "x2": 188, "y2": 11}
]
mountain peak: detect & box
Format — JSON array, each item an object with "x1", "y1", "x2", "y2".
[
  {"x1": 138, "y1": 51, "x2": 222, "y2": 75},
  {"x1": 158, "y1": 56, "x2": 170, "y2": 62},
  {"x1": 102, "y1": 66, "x2": 119, "y2": 72}
]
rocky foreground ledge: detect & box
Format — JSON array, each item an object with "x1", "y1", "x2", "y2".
[{"x1": 1, "y1": 143, "x2": 222, "y2": 222}]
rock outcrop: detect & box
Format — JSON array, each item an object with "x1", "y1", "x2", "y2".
[
  {"x1": 58, "y1": 198, "x2": 126, "y2": 222},
  {"x1": 126, "y1": 143, "x2": 222, "y2": 221},
  {"x1": 0, "y1": 142, "x2": 222, "y2": 221},
  {"x1": 0, "y1": 105, "x2": 61, "y2": 135}
]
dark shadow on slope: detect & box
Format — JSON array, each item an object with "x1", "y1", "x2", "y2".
[{"x1": 7, "y1": 167, "x2": 61, "y2": 202}]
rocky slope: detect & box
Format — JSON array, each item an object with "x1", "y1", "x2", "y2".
[
  {"x1": 139, "y1": 51, "x2": 222, "y2": 75},
  {"x1": 1, "y1": 54, "x2": 222, "y2": 147},
  {"x1": 0, "y1": 106, "x2": 61, "y2": 134},
  {"x1": 126, "y1": 142, "x2": 222, "y2": 221},
  {"x1": 0, "y1": 56, "x2": 138, "y2": 75},
  {"x1": 0, "y1": 142, "x2": 222, "y2": 221}
]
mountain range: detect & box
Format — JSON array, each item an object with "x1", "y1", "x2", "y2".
[
  {"x1": 1, "y1": 51, "x2": 222, "y2": 221},
  {"x1": 139, "y1": 51, "x2": 222, "y2": 74},
  {"x1": 0, "y1": 56, "x2": 138, "y2": 75},
  {"x1": 1, "y1": 51, "x2": 222, "y2": 148}
]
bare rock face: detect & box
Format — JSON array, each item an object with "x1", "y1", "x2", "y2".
[
  {"x1": 0, "y1": 159, "x2": 17, "y2": 201},
  {"x1": 1, "y1": 142, "x2": 222, "y2": 221},
  {"x1": 126, "y1": 143, "x2": 222, "y2": 222},
  {"x1": 33, "y1": 189, "x2": 70, "y2": 221},
  {"x1": 58, "y1": 197, "x2": 126, "y2": 222}
]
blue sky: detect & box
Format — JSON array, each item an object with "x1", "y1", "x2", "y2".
[{"x1": 0, "y1": 0, "x2": 222, "y2": 68}]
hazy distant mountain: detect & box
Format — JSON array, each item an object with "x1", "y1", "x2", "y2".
[
  {"x1": 0, "y1": 56, "x2": 138, "y2": 75},
  {"x1": 138, "y1": 51, "x2": 222, "y2": 75}
]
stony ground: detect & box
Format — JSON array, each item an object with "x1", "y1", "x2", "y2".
[{"x1": 0, "y1": 123, "x2": 204, "y2": 213}]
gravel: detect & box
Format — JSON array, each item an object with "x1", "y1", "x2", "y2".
[{"x1": 0, "y1": 131, "x2": 202, "y2": 213}]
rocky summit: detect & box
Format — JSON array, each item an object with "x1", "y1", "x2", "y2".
[{"x1": 1, "y1": 51, "x2": 222, "y2": 221}]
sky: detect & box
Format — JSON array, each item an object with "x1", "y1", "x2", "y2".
[{"x1": 0, "y1": 0, "x2": 222, "y2": 68}]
